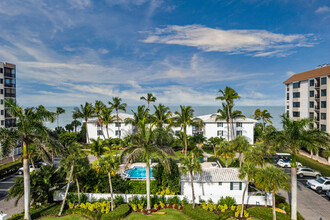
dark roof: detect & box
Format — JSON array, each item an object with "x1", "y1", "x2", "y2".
[{"x1": 283, "y1": 66, "x2": 330, "y2": 84}]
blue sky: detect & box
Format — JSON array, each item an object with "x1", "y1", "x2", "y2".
[{"x1": 0, "y1": 0, "x2": 329, "y2": 107}]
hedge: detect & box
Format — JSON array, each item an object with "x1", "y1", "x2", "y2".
[
  {"x1": 182, "y1": 204, "x2": 218, "y2": 220},
  {"x1": 65, "y1": 207, "x2": 103, "y2": 219},
  {"x1": 0, "y1": 160, "x2": 21, "y2": 179},
  {"x1": 9, "y1": 203, "x2": 61, "y2": 220},
  {"x1": 247, "y1": 207, "x2": 290, "y2": 220},
  {"x1": 101, "y1": 204, "x2": 131, "y2": 220},
  {"x1": 296, "y1": 154, "x2": 330, "y2": 176}
]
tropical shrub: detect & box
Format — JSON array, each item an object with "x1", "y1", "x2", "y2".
[
  {"x1": 68, "y1": 201, "x2": 114, "y2": 214},
  {"x1": 66, "y1": 192, "x2": 88, "y2": 204},
  {"x1": 0, "y1": 160, "x2": 21, "y2": 179},
  {"x1": 125, "y1": 180, "x2": 158, "y2": 194},
  {"x1": 182, "y1": 204, "x2": 218, "y2": 220},
  {"x1": 65, "y1": 208, "x2": 103, "y2": 219},
  {"x1": 248, "y1": 207, "x2": 290, "y2": 220},
  {"x1": 152, "y1": 159, "x2": 180, "y2": 194},
  {"x1": 218, "y1": 196, "x2": 235, "y2": 207},
  {"x1": 101, "y1": 204, "x2": 131, "y2": 220},
  {"x1": 9, "y1": 203, "x2": 61, "y2": 220},
  {"x1": 114, "y1": 195, "x2": 124, "y2": 206}
]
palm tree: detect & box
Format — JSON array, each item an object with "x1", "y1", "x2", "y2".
[
  {"x1": 255, "y1": 166, "x2": 289, "y2": 220},
  {"x1": 216, "y1": 140, "x2": 235, "y2": 168},
  {"x1": 6, "y1": 100, "x2": 56, "y2": 220},
  {"x1": 207, "y1": 137, "x2": 224, "y2": 157},
  {"x1": 109, "y1": 97, "x2": 127, "y2": 140},
  {"x1": 140, "y1": 93, "x2": 157, "y2": 110},
  {"x1": 73, "y1": 102, "x2": 94, "y2": 143},
  {"x1": 216, "y1": 87, "x2": 240, "y2": 140},
  {"x1": 87, "y1": 137, "x2": 106, "y2": 160},
  {"x1": 99, "y1": 107, "x2": 114, "y2": 139},
  {"x1": 152, "y1": 104, "x2": 172, "y2": 128},
  {"x1": 0, "y1": 127, "x2": 18, "y2": 161},
  {"x1": 174, "y1": 105, "x2": 202, "y2": 158},
  {"x1": 97, "y1": 155, "x2": 119, "y2": 211},
  {"x1": 244, "y1": 142, "x2": 270, "y2": 168},
  {"x1": 121, "y1": 119, "x2": 175, "y2": 210},
  {"x1": 56, "y1": 107, "x2": 66, "y2": 128},
  {"x1": 59, "y1": 142, "x2": 83, "y2": 216},
  {"x1": 265, "y1": 114, "x2": 330, "y2": 220},
  {"x1": 180, "y1": 156, "x2": 202, "y2": 208},
  {"x1": 238, "y1": 163, "x2": 257, "y2": 218},
  {"x1": 94, "y1": 100, "x2": 106, "y2": 139},
  {"x1": 65, "y1": 123, "x2": 74, "y2": 132},
  {"x1": 72, "y1": 157, "x2": 90, "y2": 204},
  {"x1": 251, "y1": 109, "x2": 273, "y2": 131},
  {"x1": 231, "y1": 135, "x2": 249, "y2": 167},
  {"x1": 125, "y1": 105, "x2": 149, "y2": 130},
  {"x1": 71, "y1": 119, "x2": 82, "y2": 133},
  {"x1": 230, "y1": 107, "x2": 245, "y2": 139}
]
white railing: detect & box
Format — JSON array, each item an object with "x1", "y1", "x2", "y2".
[{"x1": 53, "y1": 191, "x2": 272, "y2": 206}]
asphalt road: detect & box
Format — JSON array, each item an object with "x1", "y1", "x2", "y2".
[{"x1": 278, "y1": 168, "x2": 330, "y2": 220}]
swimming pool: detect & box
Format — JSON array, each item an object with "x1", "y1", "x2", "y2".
[{"x1": 124, "y1": 166, "x2": 154, "y2": 179}]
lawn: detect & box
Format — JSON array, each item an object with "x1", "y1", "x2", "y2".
[
  {"x1": 39, "y1": 214, "x2": 88, "y2": 220},
  {"x1": 175, "y1": 150, "x2": 186, "y2": 160},
  {"x1": 125, "y1": 208, "x2": 190, "y2": 220}
]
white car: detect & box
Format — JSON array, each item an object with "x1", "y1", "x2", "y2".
[
  {"x1": 277, "y1": 159, "x2": 302, "y2": 168},
  {"x1": 17, "y1": 162, "x2": 48, "y2": 175},
  {"x1": 306, "y1": 177, "x2": 330, "y2": 193}
]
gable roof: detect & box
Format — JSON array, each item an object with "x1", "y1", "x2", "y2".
[
  {"x1": 181, "y1": 168, "x2": 245, "y2": 183},
  {"x1": 283, "y1": 66, "x2": 330, "y2": 84}
]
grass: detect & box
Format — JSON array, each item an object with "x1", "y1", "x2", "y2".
[
  {"x1": 125, "y1": 208, "x2": 190, "y2": 220},
  {"x1": 39, "y1": 215, "x2": 88, "y2": 220},
  {"x1": 175, "y1": 150, "x2": 186, "y2": 160}
]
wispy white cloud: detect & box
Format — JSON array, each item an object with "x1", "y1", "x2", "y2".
[
  {"x1": 143, "y1": 25, "x2": 315, "y2": 57},
  {"x1": 286, "y1": 71, "x2": 295, "y2": 77},
  {"x1": 315, "y1": 6, "x2": 330, "y2": 14}
]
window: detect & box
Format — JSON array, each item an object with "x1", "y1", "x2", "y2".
[
  {"x1": 0, "y1": 110, "x2": 3, "y2": 115},
  {"x1": 217, "y1": 130, "x2": 223, "y2": 136},
  {"x1": 321, "y1": 77, "x2": 327, "y2": 85},
  {"x1": 310, "y1": 79, "x2": 314, "y2": 86},
  {"x1": 287, "y1": 86, "x2": 289, "y2": 91},
  {"x1": 97, "y1": 130, "x2": 103, "y2": 136},
  {"x1": 115, "y1": 130, "x2": 121, "y2": 136},
  {"x1": 310, "y1": 90, "x2": 314, "y2": 97},
  {"x1": 1, "y1": 120, "x2": 3, "y2": 126},
  {"x1": 236, "y1": 122, "x2": 242, "y2": 127},
  {"x1": 293, "y1": 92, "x2": 300, "y2": 98},
  {"x1": 0, "y1": 99, "x2": 3, "y2": 105},
  {"x1": 321, "y1": 101, "x2": 326, "y2": 108},
  {"x1": 217, "y1": 122, "x2": 223, "y2": 127},
  {"x1": 321, "y1": 125, "x2": 326, "y2": 131},
  {"x1": 115, "y1": 122, "x2": 121, "y2": 127},
  {"x1": 218, "y1": 182, "x2": 222, "y2": 186},
  {"x1": 97, "y1": 123, "x2": 101, "y2": 128},
  {"x1": 286, "y1": 105, "x2": 289, "y2": 109},
  {"x1": 321, "y1": 89, "x2": 327, "y2": 96},
  {"x1": 293, "y1": 82, "x2": 300, "y2": 88},
  {"x1": 293, "y1": 102, "x2": 300, "y2": 107},
  {"x1": 309, "y1": 112, "x2": 314, "y2": 119},
  {"x1": 230, "y1": 182, "x2": 242, "y2": 190},
  {"x1": 0, "y1": 89, "x2": 3, "y2": 95},
  {"x1": 0, "y1": 68, "x2": 2, "y2": 73},
  {"x1": 321, "y1": 113, "x2": 326, "y2": 120},
  {"x1": 286, "y1": 93, "x2": 289, "y2": 100},
  {"x1": 309, "y1": 102, "x2": 314, "y2": 108},
  {"x1": 293, "y1": 111, "x2": 300, "y2": 117},
  {"x1": 0, "y1": 79, "x2": 2, "y2": 84},
  {"x1": 236, "y1": 130, "x2": 242, "y2": 136}
]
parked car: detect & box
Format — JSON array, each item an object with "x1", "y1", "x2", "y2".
[
  {"x1": 306, "y1": 177, "x2": 330, "y2": 193},
  {"x1": 277, "y1": 159, "x2": 302, "y2": 168},
  {"x1": 296, "y1": 167, "x2": 321, "y2": 178},
  {"x1": 326, "y1": 190, "x2": 330, "y2": 200},
  {"x1": 17, "y1": 162, "x2": 48, "y2": 175}
]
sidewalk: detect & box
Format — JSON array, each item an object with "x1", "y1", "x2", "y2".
[{"x1": 299, "y1": 150, "x2": 330, "y2": 165}]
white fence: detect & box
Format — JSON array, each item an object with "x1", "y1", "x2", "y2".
[{"x1": 53, "y1": 191, "x2": 272, "y2": 206}]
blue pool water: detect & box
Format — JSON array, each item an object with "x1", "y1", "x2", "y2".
[{"x1": 125, "y1": 166, "x2": 154, "y2": 179}]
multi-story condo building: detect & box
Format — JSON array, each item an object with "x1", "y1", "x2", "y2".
[
  {"x1": 0, "y1": 62, "x2": 16, "y2": 128},
  {"x1": 284, "y1": 65, "x2": 330, "y2": 132}
]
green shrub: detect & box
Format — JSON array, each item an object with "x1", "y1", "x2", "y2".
[
  {"x1": 125, "y1": 180, "x2": 158, "y2": 194},
  {"x1": 0, "y1": 160, "x2": 21, "y2": 179},
  {"x1": 182, "y1": 204, "x2": 218, "y2": 220},
  {"x1": 128, "y1": 195, "x2": 139, "y2": 205},
  {"x1": 296, "y1": 154, "x2": 330, "y2": 176},
  {"x1": 9, "y1": 203, "x2": 61, "y2": 220},
  {"x1": 181, "y1": 197, "x2": 188, "y2": 206},
  {"x1": 207, "y1": 156, "x2": 217, "y2": 162},
  {"x1": 65, "y1": 207, "x2": 103, "y2": 219},
  {"x1": 218, "y1": 196, "x2": 236, "y2": 207},
  {"x1": 275, "y1": 194, "x2": 286, "y2": 207},
  {"x1": 101, "y1": 204, "x2": 131, "y2": 220},
  {"x1": 66, "y1": 192, "x2": 88, "y2": 204},
  {"x1": 248, "y1": 207, "x2": 290, "y2": 220},
  {"x1": 114, "y1": 195, "x2": 124, "y2": 205},
  {"x1": 150, "y1": 195, "x2": 159, "y2": 206}
]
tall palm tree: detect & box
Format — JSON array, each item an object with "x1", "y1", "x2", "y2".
[
  {"x1": 207, "y1": 137, "x2": 224, "y2": 157},
  {"x1": 94, "y1": 100, "x2": 106, "y2": 139},
  {"x1": 152, "y1": 104, "x2": 172, "y2": 128},
  {"x1": 251, "y1": 109, "x2": 273, "y2": 131},
  {"x1": 56, "y1": 107, "x2": 66, "y2": 128},
  {"x1": 231, "y1": 135, "x2": 249, "y2": 167},
  {"x1": 6, "y1": 100, "x2": 55, "y2": 220},
  {"x1": 216, "y1": 140, "x2": 235, "y2": 168},
  {"x1": 238, "y1": 163, "x2": 257, "y2": 218},
  {"x1": 71, "y1": 119, "x2": 81, "y2": 133},
  {"x1": 140, "y1": 93, "x2": 157, "y2": 110},
  {"x1": 125, "y1": 105, "x2": 149, "y2": 130},
  {"x1": 121, "y1": 119, "x2": 175, "y2": 210},
  {"x1": 243, "y1": 142, "x2": 270, "y2": 168},
  {"x1": 230, "y1": 106, "x2": 245, "y2": 139},
  {"x1": 72, "y1": 157, "x2": 89, "y2": 204},
  {"x1": 174, "y1": 105, "x2": 202, "y2": 158},
  {"x1": 0, "y1": 127, "x2": 18, "y2": 161},
  {"x1": 97, "y1": 155, "x2": 119, "y2": 211},
  {"x1": 180, "y1": 156, "x2": 202, "y2": 208},
  {"x1": 73, "y1": 102, "x2": 94, "y2": 143},
  {"x1": 58, "y1": 142, "x2": 83, "y2": 216},
  {"x1": 99, "y1": 107, "x2": 114, "y2": 139},
  {"x1": 216, "y1": 87, "x2": 240, "y2": 140},
  {"x1": 87, "y1": 137, "x2": 106, "y2": 160},
  {"x1": 109, "y1": 97, "x2": 127, "y2": 139},
  {"x1": 255, "y1": 166, "x2": 289, "y2": 220},
  {"x1": 265, "y1": 114, "x2": 330, "y2": 220}
]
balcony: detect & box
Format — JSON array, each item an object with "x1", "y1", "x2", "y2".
[
  {"x1": 315, "y1": 83, "x2": 320, "y2": 88},
  {"x1": 4, "y1": 83, "x2": 16, "y2": 88},
  {"x1": 315, "y1": 94, "x2": 320, "y2": 99}
]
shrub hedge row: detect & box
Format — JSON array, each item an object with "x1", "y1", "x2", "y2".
[
  {"x1": 65, "y1": 207, "x2": 103, "y2": 219},
  {"x1": 101, "y1": 204, "x2": 131, "y2": 220},
  {"x1": 296, "y1": 154, "x2": 330, "y2": 176},
  {"x1": 0, "y1": 160, "x2": 21, "y2": 179},
  {"x1": 9, "y1": 203, "x2": 61, "y2": 220},
  {"x1": 247, "y1": 207, "x2": 290, "y2": 220},
  {"x1": 182, "y1": 204, "x2": 218, "y2": 220}
]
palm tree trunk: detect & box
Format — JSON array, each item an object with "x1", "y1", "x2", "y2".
[
  {"x1": 184, "y1": 126, "x2": 187, "y2": 158},
  {"x1": 108, "y1": 171, "x2": 114, "y2": 211},
  {"x1": 106, "y1": 124, "x2": 110, "y2": 139},
  {"x1": 240, "y1": 180, "x2": 248, "y2": 217},
  {"x1": 227, "y1": 119, "x2": 230, "y2": 141},
  {"x1": 213, "y1": 145, "x2": 216, "y2": 157},
  {"x1": 23, "y1": 142, "x2": 31, "y2": 220},
  {"x1": 31, "y1": 158, "x2": 35, "y2": 169},
  {"x1": 57, "y1": 114, "x2": 59, "y2": 128},
  {"x1": 310, "y1": 150, "x2": 313, "y2": 159},
  {"x1": 101, "y1": 124, "x2": 106, "y2": 140},
  {"x1": 227, "y1": 101, "x2": 231, "y2": 140},
  {"x1": 264, "y1": 191, "x2": 268, "y2": 207},
  {"x1": 59, "y1": 160, "x2": 74, "y2": 216},
  {"x1": 146, "y1": 164, "x2": 151, "y2": 210},
  {"x1": 291, "y1": 167, "x2": 297, "y2": 220},
  {"x1": 190, "y1": 171, "x2": 196, "y2": 208},
  {"x1": 76, "y1": 178, "x2": 80, "y2": 204},
  {"x1": 85, "y1": 119, "x2": 89, "y2": 144},
  {"x1": 239, "y1": 152, "x2": 242, "y2": 167},
  {"x1": 225, "y1": 157, "x2": 228, "y2": 168},
  {"x1": 272, "y1": 191, "x2": 276, "y2": 220}
]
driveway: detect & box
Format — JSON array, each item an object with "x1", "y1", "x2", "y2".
[{"x1": 278, "y1": 168, "x2": 330, "y2": 220}]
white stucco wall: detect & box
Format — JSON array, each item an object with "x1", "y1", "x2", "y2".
[
  {"x1": 87, "y1": 121, "x2": 134, "y2": 142},
  {"x1": 300, "y1": 80, "x2": 309, "y2": 118}
]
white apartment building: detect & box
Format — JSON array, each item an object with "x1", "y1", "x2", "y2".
[
  {"x1": 284, "y1": 65, "x2": 330, "y2": 132},
  {"x1": 87, "y1": 112, "x2": 256, "y2": 144}
]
